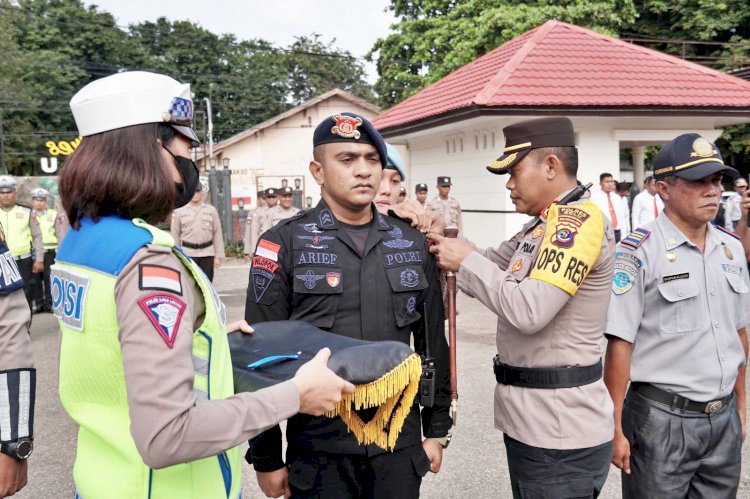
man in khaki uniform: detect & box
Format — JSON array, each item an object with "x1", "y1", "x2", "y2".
[
  {"x1": 415, "y1": 183, "x2": 429, "y2": 207},
  {"x1": 244, "y1": 190, "x2": 266, "y2": 255},
  {"x1": 429, "y1": 176, "x2": 463, "y2": 235},
  {"x1": 247, "y1": 188, "x2": 278, "y2": 256},
  {"x1": 170, "y1": 178, "x2": 224, "y2": 282},
  {"x1": 29, "y1": 188, "x2": 64, "y2": 313},
  {"x1": 0, "y1": 176, "x2": 44, "y2": 309},
  {"x1": 258, "y1": 186, "x2": 300, "y2": 235},
  {"x1": 429, "y1": 117, "x2": 615, "y2": 497}
]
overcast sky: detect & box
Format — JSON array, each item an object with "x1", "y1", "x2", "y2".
[{"x1": 83, "y1": 0, "x2": 397, "y2": 82}]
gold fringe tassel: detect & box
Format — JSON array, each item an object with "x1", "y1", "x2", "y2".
[{"x1": 325, "y1": 353, "x2": 422, "y2": 451}]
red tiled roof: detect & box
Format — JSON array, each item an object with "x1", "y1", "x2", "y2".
[{"x1": 374, "y1": 20, "x2": 750, "y2": 132}]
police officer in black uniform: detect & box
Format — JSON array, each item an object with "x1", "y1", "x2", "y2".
[{"x1": 245, "y1": 112, "x2": 452, "y2": 499}]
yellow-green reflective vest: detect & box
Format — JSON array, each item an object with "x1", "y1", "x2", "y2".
[
  {"x1": 37, "y1": 209, "x2": 57, "y2": 250},
  {"x1": 54, "y1": 216, "x2": 240, "y2": 498},
  {"x1": 0, "y1": 206, "x2": 32, "y2": 258}
]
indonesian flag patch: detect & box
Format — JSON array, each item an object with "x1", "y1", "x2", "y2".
[
  {"x1": 255, "y1": 239, "x2": 281, "y2": 262},
  {"x1": 139, "y1": 264, "x2": 182, "y2": 295},
  {"x1": 138, "y1": 294, "x2": 186, "y2": 348}
]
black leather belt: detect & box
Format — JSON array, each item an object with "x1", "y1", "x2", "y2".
[
  {"x1": 182, "y1": 240, "x2": 212, "y2": 250},
  {"x1": 493, "y1": 356, "x2": 602, "y2": 389},
  {"x1": 630, "y1": 382, "x2": 731, "y2": 414}
]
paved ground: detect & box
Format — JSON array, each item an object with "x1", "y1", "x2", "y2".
[{"x1": 15, "y1": 259, "x2": 750, "y2": 498}]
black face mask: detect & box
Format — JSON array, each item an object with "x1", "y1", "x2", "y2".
[{"x1": 164, "y1": 146, "x2": 199, "y2": 208}]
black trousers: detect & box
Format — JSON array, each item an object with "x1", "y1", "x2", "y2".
[
  {"x1": 622, "y1": 389, "x2": 741, "y2": 498},
  {"x1": 30, "y1": 250, "x2": 55, "y2": 310},
  {"x1": 504, "y1": 434, "x2": 612, "y2": 499},
  {"x1": 191, "y1": 256, "x2": 214, "y2": 282},
  {"x1": 15, "y1": 256, "x2": 33, "y2": 311},
  {"x1": 286, "y1": 444, "x2": 430, "y2": 499}
]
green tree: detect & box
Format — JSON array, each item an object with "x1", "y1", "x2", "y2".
[
  {"x1": 371, "y1": 0, "x2": 750, "y2": 167},
  {"x1": 285, "y1": 34, "x2": 375, "y2": 105},
  {"x1": 0, "y1": 1, "x2": 376, "y2": 173},
  {"x1": 370, "y1": 0, "x2": 639, "y2": 106}
]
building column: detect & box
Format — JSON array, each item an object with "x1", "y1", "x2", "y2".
[{"x1": 632, "y1": 145, "x2": 645, "y2": 188}]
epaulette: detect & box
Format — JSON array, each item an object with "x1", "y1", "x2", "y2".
[
  {"x1": 715, "y1": 225, "x2": 740, "y2": 241},
  {"x1": 621, "y1": 228, "x2": 651, "y2": 249}
]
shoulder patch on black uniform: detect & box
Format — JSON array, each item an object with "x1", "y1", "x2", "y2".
[
  {"x1": 716, "y1": 225, "x2": 740, "y2": 241},
  {"x1": 621, "y1": 228, "x2": 651, "y2": 249}
]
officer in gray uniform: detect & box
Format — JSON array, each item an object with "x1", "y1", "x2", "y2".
[{"x1": 605, "y1": 133, "x2": 750, "y2": 498}]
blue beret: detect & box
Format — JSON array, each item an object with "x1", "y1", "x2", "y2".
[
  {"x1": 313, "y1": 112, "x2": 387, "y2": 168},
  {"x1": 385, "y1": 143, "x2": 406, "y2": 180}
]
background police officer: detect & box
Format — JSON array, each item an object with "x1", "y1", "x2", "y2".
[
  {"x1": 428, "y1": 117, "x2": 615, "y2": 498},
  {"x1": 429, "y1": 176, "x2": 463, "y2": 235},
  {"x1": 0, "y1": 176, "x2": 44, "y2": 310},
  {"x1": 244, "y1": 189, "x2": 266, "y2": 256},
  {"x1": 245, "y1": 112, "x2": 452, "y2": 498},
  {"x1": 29, "y1": 188, "x2": 61, "y2": 313},
  {"x1": 258, "y1": 186, "x2": 299, "y2": 235},
  {"x1": 247, "y1": 188, "x2": 278, "y2": 255},
  {"x1": 0, "y1": 224, "x2": 36, "y2": 497},
  {"x1": 415, "y1": 183, "x2": 429, "y2": 207},
  {"x1": 605, "y1": 133, "x2": 750, "y2": 498},
  {"x1": 170, "y1": 178, "x2": 225, "y2": 282}
]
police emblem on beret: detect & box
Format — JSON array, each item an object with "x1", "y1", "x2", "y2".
[
  {"x1": 690, "y1": 137, "x2": 718, "y2": 158},
  {"x1": 331, "y1": 114, "x2": 362, "y2": 139}
]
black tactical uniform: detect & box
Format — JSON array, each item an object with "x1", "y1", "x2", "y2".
[{"x1": 245, "y1": 199, "x2": 452, "y2": 497}]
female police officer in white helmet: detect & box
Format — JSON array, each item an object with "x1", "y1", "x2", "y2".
[{"x1": 55, "y1": 71, "x2": 352, "y2": 498}]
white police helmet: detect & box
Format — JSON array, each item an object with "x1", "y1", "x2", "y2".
[
  {"x1": 70, "y1": 71, "x2": 200, "y2": 146},
  {"x1": 31, "y1": 188, "x2": 49, "y2": 199},
  {"x1": 0, "y1": 176, "x2": 17, "y2": 193}
]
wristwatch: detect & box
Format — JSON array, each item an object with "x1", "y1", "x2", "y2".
[
  {"x1": 429, "y1": 433, "x2": 452, "y2": 449},
  {"x1": 1, "y1": 438, "x2": 33, "y2": 460}
]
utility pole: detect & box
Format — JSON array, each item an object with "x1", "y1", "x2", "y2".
[
  {"x1": 203, "y1": 94, "x2": 231, "y2": 243},
  {"x1": 0, "y1": 111, "x2": 6, "y2": 175}
]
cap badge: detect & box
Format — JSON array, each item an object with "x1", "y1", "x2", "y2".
[
  {"x1": 331, "y1": 114, "x2": 362, "y2": 139},
  {"x1": 162, "y1": 97, "x2": 193, "y2": 126},
  {"x1": 690, "y1": 137, "x2": 718, "y2": 158}
]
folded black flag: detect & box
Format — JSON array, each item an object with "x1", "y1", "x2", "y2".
[{"x1": 229, "y1": 321, "x2": 422, "y2": 450}]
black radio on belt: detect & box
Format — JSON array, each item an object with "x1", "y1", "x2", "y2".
[
  {"x1": 419, "y1": 356, "x2": 436, "y2": 408},
  {"x1": 418, "y1": 304, "x2": 435, "y2": 408}
]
